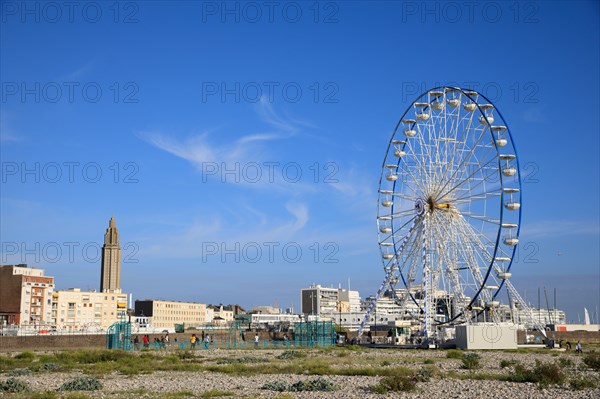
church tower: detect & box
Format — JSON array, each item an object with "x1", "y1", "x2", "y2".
[{"x1": 100, "y1": 216, "x2": 121, "y2": 292}]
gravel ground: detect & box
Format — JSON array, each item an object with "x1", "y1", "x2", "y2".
[{"x1": 3, "y1": 348, "x2": 599, "y2": 398}]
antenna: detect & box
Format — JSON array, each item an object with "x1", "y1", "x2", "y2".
[
  {"x1": 538, "y1": 287, "x2": 541, "y2": 324},
  {"x1": 553, "y1": 287, "x2": 557, "y2": 322}
]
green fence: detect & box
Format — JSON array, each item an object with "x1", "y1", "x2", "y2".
[
  {"x1": 293, "y1": 320, "x2": 336, "y2": 347},
  {"x1": 106, "y1": 322, "x2": 132, "y2": 350}
]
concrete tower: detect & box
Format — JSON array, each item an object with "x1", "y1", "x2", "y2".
[{"x1": 100, "y1": 216, "x2": 121, "y2": 292}]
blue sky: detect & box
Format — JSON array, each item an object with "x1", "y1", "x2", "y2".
[{"x1": 1, "y1": 1, "x2": 598, "y2": 322}]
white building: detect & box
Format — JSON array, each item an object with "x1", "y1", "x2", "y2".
[{"x1": 300, "y1": 284, "x2": 361, "y2": 315}]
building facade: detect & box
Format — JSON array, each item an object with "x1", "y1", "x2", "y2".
[
  {"x1": 0, "y1": 264, "x2": 55, "y2": 327},
  {"x1": 51, "y1": 288, "x2": 128, "y2": 330},
  {"x1": 207, "y1": 304, "x2": 235, "y2": 324},
  {"x1": 300, "y1": 284, "x2": 361, "y2": 315},
  {"x1": 100, "y1": 216, "x2": 121, "y2": 292},
  {"x1": 135, "y1": 300, "x2": 206, "y2": 329}
]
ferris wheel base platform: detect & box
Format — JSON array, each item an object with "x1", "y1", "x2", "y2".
[{"x1": 455, "y1": 323, "x2": 518, "y2": 350}]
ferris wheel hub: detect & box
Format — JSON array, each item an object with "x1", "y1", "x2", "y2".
[{"x1": 415, "y1": 199, "x2": 425, "y2": 215}]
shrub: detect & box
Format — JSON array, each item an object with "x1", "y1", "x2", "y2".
[
  {"x1": 58, "y1": 376, "x2": 103, "y2": 391},
  {"x1": 200, "y1": 389, "x2": 234, "y2": 398},
  {"x1": 14, "y1": 351, "x2": 35, "y2": 361},
  {"x1": 376, "y1": 374, "x2": 417, "y2": 393},
  {"x1": 381, "y1": 360, "x2": 391, "y2": 366},
  {"x1": 569, "y1": 374, "x2": 598, "y2": 390},
  {"x1": 423, "y1": 358, "x2": 435, "y2": 364},
  {"x1": 500, "y1": 359, "x2": 518, "y2": 368},
  {"x1": 40, "y1": 362, "x2": 60, "y2": 372},
  {"x1": 558, "y1": 357, "x2": 573, "y2": 367},
  {"x1": 175, "y1": 351, "x2": 195, "y2": 360},
  {"x1": 0, "y1": 377, "x2": 32, "y2": 393},
  {"x1": 261, "y1": 381, "x2": 288, "y2": 392},
  {"x1": 277, "y1": 350, "x2": 307, "y2": 360},
  {"x1": 217, "y1": 356, "x2": 269, "y2": 364},
  {"x1": 446, "y1": 349, "x2": 463, "y2": 359},
  {"x1": 583, "y1": 351, "x2": 600, "y2": 371},
  {"x1": 7, "y1": 368, "x2": 31, "y2": 376},
  {"x1": 262, "y1": 378, "x2": 335, "y2": 392},
  {"x1": 507, "y1": 360, "x2": 565, "y2": 388},
  {"x1": 370, "y1": 384, "x2": 388, "y2": 394},
  {"x1": 289, "y1": 378, "x2": 335, "y2": 392},
  {"x1": 416, "y1": 365, "x2": 439, "y2": 382},
  {"x1": 461, "y1": 353, "x2": 481, "y2": 370}
]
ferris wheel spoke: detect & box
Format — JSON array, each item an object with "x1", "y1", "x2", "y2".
[
  {"x1": 390, "y1": 208, "x2": 418, "y2": 218},
  {"x1": 391, "y1": 191, "x2": 421, "y2": 202},
  {"x1": 398, "y1": 160, "x2": 428, "y2": 197},
  {"x1": 441, "y1": 146, "x2": 496, "y2": 200},
  {"x1": 435, "y1": 121, "x2": 492, "y2": 199},
  {"x1": 451, "y1": 187, "x2": 502, "y2": 204},
  {"x1": 459, "y1": 212, "x2": 501, "y2": 225},
  {"x1": 403, "y1": 133, "x2": 431, "y2": 196},
  {"x1": 379, "y1": 214, "x2": 418, "y2": 243},
  {"x1": 435, "y1": 152, "x2": 499, "y2": 202}
]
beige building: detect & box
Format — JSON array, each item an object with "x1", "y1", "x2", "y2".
[
  {"x1": 0, "y1": 264, "x2": 55, "y2": 327},
  {"x1": 51, "y1": 288, "x2": 128, "y2": 331},
  {"x1": 208, "y1": 304, "x2": 235, "y2": 324},
  {"x1": 135, "y1": 300, "x2": 206, "y2": 329}
]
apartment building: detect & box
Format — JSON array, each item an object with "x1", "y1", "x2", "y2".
[
  {"x1": 0, "y1": 264, "x2": 55, "y2": 327},
  {"x1": 51, "y1": 288, "x2": 128, "y2": 330}
]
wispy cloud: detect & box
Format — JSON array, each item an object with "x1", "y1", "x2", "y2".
[
  {"x1": 137, "y1": 201, "x2": 310, "y2": 259},
  {"x1": 61, "y1": 60, "x2": 96, "y2": 81},
  {"x1": 0, "y1": 131, "x2": 21, "y2": 142},
  {"x1": 137, "y1": 97, "x2": 298, "y2": 169},
  {"x1": 0, "y1": 113, "x2": 23, "y2": 143},
  {"x1": 522, "y1": 105, "x2": 546, "y2": 123}
]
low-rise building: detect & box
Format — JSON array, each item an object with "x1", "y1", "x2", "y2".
[
  {"x1": 51, "y1": 288, "x2": 128, "y2": 331},
  {"x1": 207, "y1": 304, "x2": 235, "y2": 323},
  {"x1": 0, "y1": 264, "x2": 55, "y2": 327},
  {"x1": 250, "y1": 305, "x2": 281, "y2": 314},
  {"x1": 135, "y1": 299, "x2": 206, "y2": 329}
]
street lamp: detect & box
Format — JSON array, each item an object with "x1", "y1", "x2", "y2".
[
  {"x1": 374, "y1": 306, "x2": 377, "y2": 344},
  {"x1": 337, "y1": 300, "x2": 342, "y2": 332}
]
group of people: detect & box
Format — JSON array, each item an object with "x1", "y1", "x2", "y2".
[
  {"x1": 132, "y1": 334, "x2": 150, "y2": 350},
  {"x1": 132, "y1": 333, "x2": 174, "y2": 350},
  {"x1": 130, "y1": 331, "x2": 296, "y2": 350},
  {"x1": 561, "y1": 340, "x2": 583, "y2": 353},
  {"x1": 189, "y1": 332, "x2": 212, "y2": 349}
]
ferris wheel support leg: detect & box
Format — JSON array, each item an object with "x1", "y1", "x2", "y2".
[
  {"x1": 504, "y1": 279, "x2": 547, "y2": 338},
  {"x1": 357, "y1": 272, "x2": 393, "y2": 339},
  {"x1": 422, "y1": 217, "x2": 436, "y2": 343}
]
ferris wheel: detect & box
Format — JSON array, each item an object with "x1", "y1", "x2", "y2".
[{"x1": 359, "y1": 86, "x2": 533, "y2": 341}]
